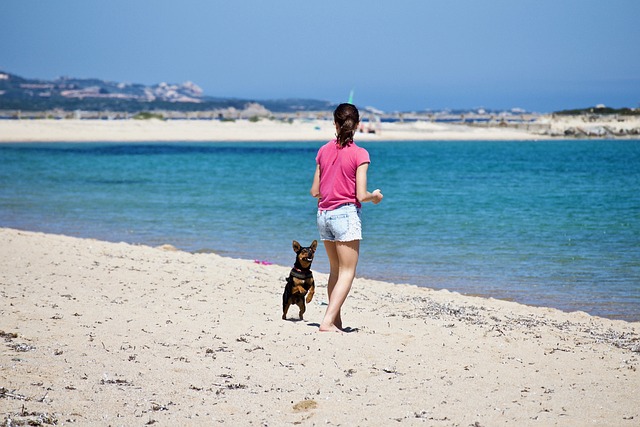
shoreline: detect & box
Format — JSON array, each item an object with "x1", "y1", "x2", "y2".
[
  {"x1": 1, "y1": 227, "x2": 639, "y2": 425},
  {"x1": 3, "y1": 224, "x2": 637, "y2": 323},
  {"x1": 1, "y1": 116, "x2": 639, "y2": 142}
]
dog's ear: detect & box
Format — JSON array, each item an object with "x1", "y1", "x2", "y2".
[
  {"x1": 292, "y1": 240, "x2": 301, "y2": 253},
  {"x1": 310, "y1": 240, "x2": 318, "y2": 250}
]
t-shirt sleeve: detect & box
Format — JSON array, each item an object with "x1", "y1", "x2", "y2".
[{"x1": 356, "y1": 147, "x2": 370, "y2": 167}]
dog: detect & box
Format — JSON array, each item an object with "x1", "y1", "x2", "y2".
[{"x1": 282, "y1": 240, "x2": 317, "y2": 320}]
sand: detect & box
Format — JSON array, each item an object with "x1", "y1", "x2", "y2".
[
  {"x1": 1, "y1": 116, "x2": 638, "y2": 143},
  {"x1": 0, "y1": 117, "x2": 584, "y2": 143},
  {"x1": 1, "y1": 228, "x2": 638, "y2": 426},
  {"x1": 2, "y1": 116, "x2": 639, "y2": 143}
]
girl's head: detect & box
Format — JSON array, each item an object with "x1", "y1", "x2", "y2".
[{"x1": 333, "y1": 103, "x2": 360, "y2": 147}]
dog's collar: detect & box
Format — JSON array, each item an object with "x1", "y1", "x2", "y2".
[{"x1": 290, "y1": 267, "x2": 313, "y2": 280}]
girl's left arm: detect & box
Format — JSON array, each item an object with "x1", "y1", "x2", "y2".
[{"x1": 356, "y1": 163, "x2": 383, "y2": 204}]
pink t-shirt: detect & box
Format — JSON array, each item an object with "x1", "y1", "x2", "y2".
[{"x1": 316, "y1": 139, "x2": 370, "y2": 211}]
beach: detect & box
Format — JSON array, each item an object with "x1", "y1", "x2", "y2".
[
  {"x1": 1, "y1": 228, "x2": 638, "y2": 425},
  {"x1": 0, "y1": 117, "x2": 535, "y2": 142},
  {"x1": 0, "y1": 115, "x2": 638, "y2": 143}
]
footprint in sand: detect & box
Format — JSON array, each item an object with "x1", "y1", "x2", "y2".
[{"x1": 293, "y1": 399, "x2": 318, "y2": 412}]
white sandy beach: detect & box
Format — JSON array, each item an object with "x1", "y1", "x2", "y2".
[
  {"x1": 0, "y1": 115, "x2": 637, "y2": 143},
  {"x1": 0, "y1": 118, "x2": 537, "y2": 142},
  {"x1": 1, "y1": 228, "x2": 638, "y2": 426}
]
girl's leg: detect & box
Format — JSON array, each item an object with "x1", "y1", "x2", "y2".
[
  {"x1": 322, "y1": 241, "x2": 341, "y2": 329},
  {"x1": 319, "y1": 240, "x2": 360, "y2": 332}
]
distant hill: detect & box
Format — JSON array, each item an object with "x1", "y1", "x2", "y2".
[{"x1": 0, "y1": 71, "x2": 335, "y2": 113}]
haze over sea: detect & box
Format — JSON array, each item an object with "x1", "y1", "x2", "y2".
[{"x1": 1, "y1": 140, "x2": 638, "y2": 321}]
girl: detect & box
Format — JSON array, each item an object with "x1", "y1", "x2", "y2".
[{"x1": 311, "y1": 103, "x2": 383, "y2": 332}]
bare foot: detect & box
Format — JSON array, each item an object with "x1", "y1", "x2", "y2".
[{"x1": 319, "y1": 324, "x2": 343, "y2": 333}]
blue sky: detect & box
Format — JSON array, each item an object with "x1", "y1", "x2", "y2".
[{"x1": 1, "y1": 0, "x2": 638, "y2": 112}]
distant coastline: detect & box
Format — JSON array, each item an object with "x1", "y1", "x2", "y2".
[
  {"x1": 2, "y1": 70, "x2": 639, "y2": 141},
  {"x1": 0, "y1": 114, "x2": 639, "y2": 143}
]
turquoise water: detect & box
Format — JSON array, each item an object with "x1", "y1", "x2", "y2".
[{"x1": 1, "y1": 140, "x2": 639, "y2": 321}]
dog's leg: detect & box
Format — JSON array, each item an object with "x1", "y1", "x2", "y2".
[
  {"x1": 282, "y1": 303, "x2": 291, "y2": 320},
  {"x1": 297, "y1": 301, "x2": 306, "y2": 320},
  {"x1": 282, "y1": 290, "x2": 290, "y2": 320},
  {"x1": 306, "y1": 281, "x2": 315, "y2": 304}
]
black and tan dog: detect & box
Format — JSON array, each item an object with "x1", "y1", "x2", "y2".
[{"x1": 282, "y1": 240, "x2": 317, "y2": 320}]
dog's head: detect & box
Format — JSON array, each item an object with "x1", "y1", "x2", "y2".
[{"x1": 292, "y1": 240, "x2": 317, "y2": 269}]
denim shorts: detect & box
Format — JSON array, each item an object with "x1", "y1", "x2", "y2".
[{"x1": 317, "y1": 204, "x2": 362, "y2": 242}]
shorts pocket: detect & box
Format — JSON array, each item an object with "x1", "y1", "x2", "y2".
[{"x1": 327, "y1": 213, "x2": 349, "y2": 238}]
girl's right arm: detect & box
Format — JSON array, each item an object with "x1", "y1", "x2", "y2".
[{"x1": 310, "y1": 164, "x2": 321, "y2": 199}]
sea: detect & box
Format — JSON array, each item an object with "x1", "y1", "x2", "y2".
[{"x1": 1, "y1": 139, "x2": 639, "y2": 322}]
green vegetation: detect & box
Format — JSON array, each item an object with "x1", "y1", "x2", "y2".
[
  {"x1": 555, "y1": 106, "x2": 639, "y2": 116},
  {"x1": 132, "y1": 112, "x2": 165, "y2": 120}
]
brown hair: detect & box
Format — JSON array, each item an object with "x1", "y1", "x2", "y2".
[{"x1": 333, "y1": 103, "x2": 360, "y2": 147}]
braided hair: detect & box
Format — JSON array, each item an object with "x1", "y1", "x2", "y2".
[{"x1": 333, "y1": 103, "x2": 360, "y2": 147}]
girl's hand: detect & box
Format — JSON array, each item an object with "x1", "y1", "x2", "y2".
[{"x1": 372, "y1": 189, "x2": 383, "y2": 204}]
